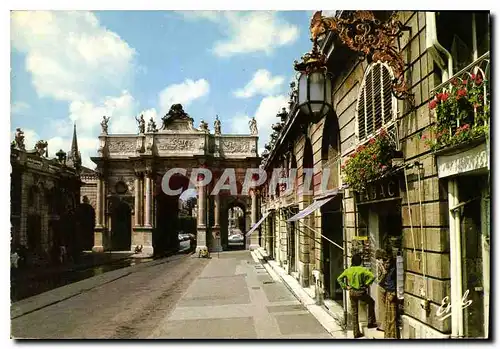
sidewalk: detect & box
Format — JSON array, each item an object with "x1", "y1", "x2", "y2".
[
  {"x1": 252, "y1": 247, "x2": 384, "y2": 339},
  {"x1": 149, "y1": 250, "x2": 333, "y2": 339}
]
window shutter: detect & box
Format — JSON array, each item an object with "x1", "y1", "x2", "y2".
[{"x1": 356, "y1": 63, "x2": 395, "y2": 141}]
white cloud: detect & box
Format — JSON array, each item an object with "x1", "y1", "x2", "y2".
[
  {"x1": 234, "y1": 69, "x2": 285, "y2": 98},
  {"x1": 11, "y1": 101, "x2": 30, "y2": 114},
  {"x1": 11, "y1": 11, "x2": 136, "y2": 102},
  {"x1": 181, "y1": 11, "x2": 299, "y2": 57},
  {"x1": 158, "y1": 79, "x2": 210, "y2": 114},
  {"x1": 11, "y1": 11, "x2": 139, "y2": 167},
  {"x1": 231, "y1": 94, "x2": 289, "y2": 154},
  {"x1": 178, "y1": 11, "x2": 220, "y2": 22}
]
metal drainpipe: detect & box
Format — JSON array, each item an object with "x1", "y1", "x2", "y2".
[{"x1": 426, "y1": 12, "x2": 454, "y2": 81}]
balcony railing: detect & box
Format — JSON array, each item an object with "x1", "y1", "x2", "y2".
[{"x1": 425, "y1": 52, "x2": 490, "y2": 152}]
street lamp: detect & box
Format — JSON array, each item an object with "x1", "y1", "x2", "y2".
[{"x1": 293, "y1": 44, "x2": 333, "y2": 124}]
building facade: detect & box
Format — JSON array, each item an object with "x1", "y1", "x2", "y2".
[
  {"x1": 10, "y1": 126, "x2": 88, "y2": 265},
  {"x1": 259, "y1": 11, "x2": 490, "y2": 339},
  {"x1": 91, "y1": 104, "x2": 261, "y2": 257}
]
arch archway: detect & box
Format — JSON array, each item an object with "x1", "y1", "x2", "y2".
[
  {"x1": 77, "y1": 198, "x2": 96, "y2": 251},
  {"x1": 221, "y1": 199, "x2": 247, "y2": 251},
  {"x1": 320, "y1": 114, "x2": 344, "y2": 304},
  {"x1": 111, "y1": 200, "x2": 132, "y2": 251},
  {"x1": 155, "y1": 174, "x2": 194, "y2": 256}
]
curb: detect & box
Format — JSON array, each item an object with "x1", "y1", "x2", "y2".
[{"x1": 251, "y1": 248, "x2": 350, "y2": 339}]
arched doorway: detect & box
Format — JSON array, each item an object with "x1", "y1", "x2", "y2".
[
  {"x1": 154, "y1": 174, "x2": 193, "y2": 256},
  {"x1": 320, "y1": 113, "x2": 344, "y2": 304},
  {"x1": 221, "y1": 199, "x2": 247, "y2": 251},
  {"x1": 111, "y1": 201, "x2": 132, "y2": 251},
  {"x1": 77, "y1": 197, "x2": 96, "y2": 251}
]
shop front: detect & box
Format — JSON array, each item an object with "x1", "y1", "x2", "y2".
[{"x1": 354, "y1": 175, "x2": 405, "y2": 336}]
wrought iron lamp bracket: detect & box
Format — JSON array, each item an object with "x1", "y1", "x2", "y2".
[{"x1": 309, "y1": 10, "x2": 413, "y2": 101}]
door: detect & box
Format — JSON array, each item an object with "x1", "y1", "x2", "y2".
[{"x1": 458, "y1": 175, "x2": 487, "y2": 338}]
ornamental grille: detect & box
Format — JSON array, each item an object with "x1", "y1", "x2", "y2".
[{"x1": 356, "y1": 62, "x2": 396, "y2": 141}]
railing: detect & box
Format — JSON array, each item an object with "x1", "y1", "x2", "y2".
[{"x1": 426, "y1": 52, "x2": 490, "y2": 151}]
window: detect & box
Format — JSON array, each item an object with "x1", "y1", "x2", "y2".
[
  {"x1": 436, "y1": 12, "x2": 490, "y2": 75},
  {"x1": 356, "y1": 62, "x2": 396, "y2": 141}
]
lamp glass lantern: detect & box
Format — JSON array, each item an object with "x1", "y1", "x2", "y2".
[{"x1": 296, "y1": 69, "x2": 333, "y2": 123}]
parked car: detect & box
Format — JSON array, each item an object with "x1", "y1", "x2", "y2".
[{"x1": 228, "y1": 233, "x2": 244, "y2": 243}]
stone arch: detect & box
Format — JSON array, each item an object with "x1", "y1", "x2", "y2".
[
  {"x1": 321, "y1": 113, "x2": 341, "y2": 191},
  {"x1": 224, "y1": 199, "x2": 247, "y2": 250},
  {"x1": 77, "y1": 198, "x2": 96, "y2": 251},
  {"x1": 110, "y1": 198, "x2": 132, "y2": 251}
]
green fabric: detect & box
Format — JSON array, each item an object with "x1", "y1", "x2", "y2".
[{"x1": 337, "y1": 266, "x2": 375, "y2": 290}]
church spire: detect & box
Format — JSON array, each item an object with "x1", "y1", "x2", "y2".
[{"x1": 68, "y1": 123, "x2": 81, "y2": 170}]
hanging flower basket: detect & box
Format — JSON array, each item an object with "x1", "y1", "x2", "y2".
[
  {"x1": 423, "y1": 72, "x2": 489, "y2": 152},
  {"x1": 341, "y1": 128, "x2": 397, "y2": 193}
]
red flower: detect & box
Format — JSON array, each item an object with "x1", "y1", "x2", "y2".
[
  {"x1": 451, "y1": 78, "x2": 459, "y2": 86},
  {"x1": 441, "y1": 92, "x2": 449, "y2": 102},
  {"x1": 475, "y1": 76, "x2": 483, "y2": 85},
  {"x1": 429, "y1": 100, "x2": 438, "y2": 109},
  {"x1": 471, "y1": 73, "x2": 476, "y2": 80},
  {"x1": 462, "y1": 79, "x2": 468, "y2": 85},
  {"x1": 456, "y1": 88, "x2": 467, "y2": 100},
  {"x1": 463, "y1": 124, "x2": 470, "y2": 130},
  {"x1": 372, "y1": 154, "x2": 377, "y2": 160},
  {"x1": 369, "y1": 138, "x2": 376, "y2": 145},
  {"x1": 421, "y1": 134, "x2": 428, "y2": 140}
]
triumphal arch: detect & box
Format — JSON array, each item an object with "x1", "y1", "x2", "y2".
[{"x1": 91, "y1": 104, "x2": 261, "y2": 256}]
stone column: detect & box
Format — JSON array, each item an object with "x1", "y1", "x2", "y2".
[
  {"x1": 196, "y1": 174, "x2": 207, "y2": 253},
  {"x1": 145, "y1": 175, "x2": 152, "y2": 227},
  {"x1": 248, "y1": 189, "x2": 260, "y2": 250},
  {"x1": 211, "y1": 194, "x2": 222, "y2": 252},
  {"x1": 138, "y1": 171, "x2": 154, "y2": 256},
  {"x1": 93, "y1": 173, "x2": 105, "y2": 252},
  {"x1": 134, "y1": 174, "x2": 141, "y2": 227}
]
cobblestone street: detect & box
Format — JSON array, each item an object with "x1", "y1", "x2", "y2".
[{"x1": 11, "y1": 251, "x2": 332, "y2": 339}]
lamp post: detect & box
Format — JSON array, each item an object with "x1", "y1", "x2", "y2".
[{"x1": 293, "y1": 43, "x2": 333, "y2": 124}]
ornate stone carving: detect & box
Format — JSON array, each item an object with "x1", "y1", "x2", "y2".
[
  {"x1": 135, "y1": 114, "x2": 146, "y2": 134},
  {"x1": 161, "y1": 104, "x2": 194, "y2": 131},
  {"x1": 147, "y1": 117, "x2": 158, "y2": 133},
  {"x1": 157, "y1": 138, "x2": 196, "y2": 151},
  {"x1": 108, "y1": 140, "x2": 136, "y2": 153},
  {"x1": 249, "y1": 117, "x2": 258, "y2": 135},
  {"x1": 199, "y1": 120, "x2": 209, "y2": 132},
  {"x1": 34, "y1": 140, "x2": 48, "y2": 157},
  {"x1": 101, "y1": 116, "x2": 110, "y2": 135},
  {"x1": 12, "y1": 128, "x2": 25, "y2": 150},
  {"x1": 221, "y1": 140, "x2": 251, "y2": 153},
  {"x1": 214, "y1": 115, "x2": 221, "y2": 135},
  {"x1": 136, "y1": 136, "x2": 144, "y2": 152}
]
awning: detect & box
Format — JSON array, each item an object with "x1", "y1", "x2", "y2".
[
  {"x1": 245, "y1": 212, "x2": 270, "y2": 237},
  {"x1": 286, "y1": 188, "x2": 340, "y2": 222}
]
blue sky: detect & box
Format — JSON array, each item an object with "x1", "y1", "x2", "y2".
[{"x1": 10, "y1": 10, "x2": 317, "y2": 168}]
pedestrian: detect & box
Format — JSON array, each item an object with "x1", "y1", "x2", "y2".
[
  {"x1": 376, "y1": 248, "x2": 398, "y2": 338},
  {"x1": 337, "y1": 253, "x2": 377, "y2": 338}
]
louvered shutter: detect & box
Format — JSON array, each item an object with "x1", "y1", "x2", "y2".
[{"x1": 356, "y1": 63, "x2": 395, "y2": 141}]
